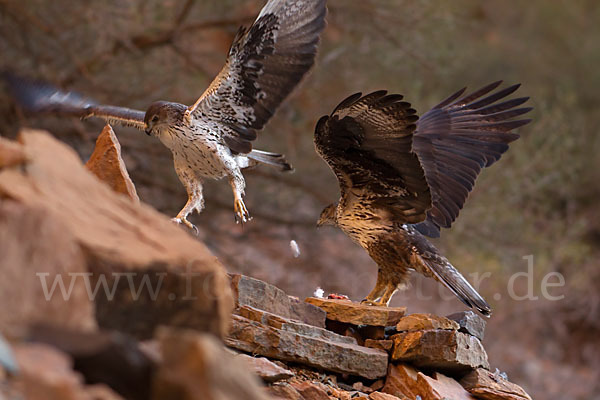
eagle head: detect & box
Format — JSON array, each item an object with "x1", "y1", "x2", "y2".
[
  {"x1": 317, "y1": 203, "x2": 337, "y2": 227},
  {"x1": 144, "y1": 101, "x2": 186, "y2": 137}
]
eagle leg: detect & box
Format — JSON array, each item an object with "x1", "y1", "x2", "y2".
[
  {"x1": 229, "y1": 173, "x2": 251, "y2": 224},
  {"x1": 361, "y1": 269, "x2": 388, "y2": 305},
  {"x1": 173, "y1": 175, "x2": 204, "y2": 235}
]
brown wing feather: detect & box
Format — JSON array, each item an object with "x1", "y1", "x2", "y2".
[
  {"x1": 315, "y1": 91, "x2": 432, "y2": 224},
  {"x1": 3, "y1": 71, "x2": 146, "y2": 130},
  {"x1": 189, "y1": 0, "x2": 327, "y2": 154},
  {"x1": 413, "y1": 81, "x2": 532, "y2": 237}
]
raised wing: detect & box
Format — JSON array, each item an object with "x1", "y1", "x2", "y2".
[
  {"x1": 315, "y1": 91, "x2": 432, "y2": 224},
  {"x1": 187, "y1": 0, "x2": 327, "y2": 154},
  {"x1": 413, "y1": 81, "x2": 532, "y2": 237},
  {"x1": 3, "y1": 71, "x2": 146, "y2": 130}
]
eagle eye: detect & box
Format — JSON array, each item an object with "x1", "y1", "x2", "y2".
[{"x1": 151, "y1": 115, "x2": 159, "y2": 123}]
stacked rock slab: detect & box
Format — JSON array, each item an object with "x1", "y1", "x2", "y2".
[
  {"x1": 303, "y1": 298, "x2": 531, "y2": 400},
  {"x1": 227, "y1": 275, "x2": 389, "y2": 380}
]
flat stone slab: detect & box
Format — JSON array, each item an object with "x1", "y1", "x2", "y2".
[
  {"x1": 231, "y1": 275, "x2": 326, "y2": 328},
  {"x1": 305, "y1": 298, "x2": 406, "y2": 327},
  {"x1": 365, "y1": 339, "x2": 394, "y2": 353},
  {"x1": 236, "y1": 354, "x2": 294, "y2": 383},
  {"x1": 396, "y1": 313, "x2": 460, "y2": 332},
  {"x1": 446, "y1": 311, "x2": 486, "y2": 341},
  {"x1": 226, "y1": 314, "x2": 389, "y2": 380},
  {"x1": 391, "y1": 329, "x2": 489, "y2": 373},
  {"x1": 460, "y1": 368, "x2": 532, "y2": 400}
]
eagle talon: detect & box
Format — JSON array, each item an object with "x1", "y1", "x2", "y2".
[
  {"x1": 234, "y1": 198, "x2": 251, "y2": 225},
  {"x1": 361, "y1": 299, "x2": 383, "y2": 306},
  {"x1": 171, "y1": 217, "x2": 199, "y2": 235}
]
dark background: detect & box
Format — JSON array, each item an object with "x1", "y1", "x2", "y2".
[{"x1": 1, "y1": 1, "x2": 599, "y2": 398}]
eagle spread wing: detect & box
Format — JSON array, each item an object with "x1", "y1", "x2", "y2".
[
  {"x1": 188, "y1": 0, "x2": 327, "y2": 154},
  {"x1": 2, "y1": 71, "x2": 147, "y2": 130},
  {"x1": 315, "y1": 91, "x2": 432, "y2": 224},
  {"x1": 412, "y1": 81, "x2": 532, "y2": 237}
]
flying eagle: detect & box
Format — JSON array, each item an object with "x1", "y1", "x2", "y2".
[
  {"x1": 4, "y1": 0, "x2": 327, "y2": 232},
  {"x1": 315, "y1": 82, "x2": 532, "y2": 316}
]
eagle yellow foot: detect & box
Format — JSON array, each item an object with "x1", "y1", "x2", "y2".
[
  {"x1": 171, "y1": 216, "x2": 199, "y2": 235},
  {"x1": 234, "y1": 198, "x2": 251, "y2": 224},
  {"x1": 360, "y1": 298, "x2": 388, "y2": 307}
]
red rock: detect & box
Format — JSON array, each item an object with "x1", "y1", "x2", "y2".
[
  {"x1": 391, "y1": 329, "x2": 489, "y2": 373},
  {"x1": 383, "y1": 364, "x2": 476, "y2": 400},
  {"x1": 0, "y1": 136, "x2": 26, "y2": 168},
  {"x1": 226, "y1": 313, "x2": 388, "y2": 379},
  {"x1": 370, "y1": 380, "x2": 385, "y2": 392},
  {"x1": 447, "y1": 311, "x2": 486, "y2": 341},
  {"x1": 84, "y1": 385, "x2": 125, "y2": 400},
  {"x1": 0, "y1": 130, "x2": 233, "y2": 339},
  {"x1": 290, "y1": 381, "x2": 330, "y2": 400},
  {"x1": 369, "y1": 392, "x2": 404, "y2": 400},
  {"x1": 267, "y1": 382, "x2": 303, "y2": 400},
  {"x1": 153, "y1": 327, "x2": 270, "y2": 400},
  {"x1": 237, "y1": 354, "x2": 294, "y2": 383},
  {"x1": 28, "y1": 325, "x2": 155, "y2": 400},
  {"x1": 305, "y1": 298, "x2": 406, "y2": 326},
  {"x1": 85, "y1": 125, "x2": 139, "y2": 203},
  {"x1": 395, "y1": 313, "x2": 459, "y2": 332},
  {"x1": 231, "y1": 274, "x2": 326, "y2": 328},
  {"x1": 11, "y1": 342, "x2": 124, "y2": 400},
  {"x1": 365, "y1": 339, "x2": 394, "y2": 353},
  {"x1": 0, "y1": 201, "x2": 96, "y2": 338},
  {"x1": 460, "y1": 368, "x2": 532, "y2": 400}
]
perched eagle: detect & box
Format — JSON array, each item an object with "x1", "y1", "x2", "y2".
[
  {"x1": 315, "y1": 82, "x2": 532, "y2": 316},
  {"x1": 4, "y1": 0, "x2": 327, "y2": 232}
]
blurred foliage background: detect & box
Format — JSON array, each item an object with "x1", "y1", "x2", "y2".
[{"x1": 1, "y1": 0, "x2": 599, "y2": 398}]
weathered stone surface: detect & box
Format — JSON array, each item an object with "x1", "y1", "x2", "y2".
[
  {"x1": 447, "y1": 311, "x2": 486, "y2": 341},
  {"x1": 0, "y1": 131, "x2": 233, "y2": 339},
  {"x1": 383, "y1": 364, "x2": 476, "y2": 400},
  {"x1": 85, "y1": 125, "x2": 139, "y2": 203},
  {"x1": 29, "y1": 325, "x2": 155, "y2": 400},
  {"x1": 153, "y1": 327, "x2": 270, "y2": 400},
  {"x1": 365, "y1": 339, "x2": 394, "y2": 353},
  {"x1": 84, "y1": 384, "x2": 126, "y2": 400},
  {"x1": 369, "y1": 392, "x2": 404, "y2": 400},
  {"x1": 231, "y1": 274, "x2": 326, "y2": 328},
  {"x1": 289, "y1": 295, "x2": 327, "y2": 328},
  {"x1": 0, "y1": 136, "x2": 26, "y2": 168},
  {"x1": 12, "y1": 342, "x2": 123, "y2": 400},
  {"x1": 305, "y1": 297, "x2": 406, "y2": 326},
  {"x1": 267, "y1": 382, "x2": 303, "y2": 400},
  {"x1": 391, "y1": 329, "x2": 489, "y2": 372},
  {"x1": 237, "y1": 354, "x2": 294, "y2": 383},
  {"x1": 396, "y1": 313, "x2": 460, "y2": 332},
  {"x1": 0, "y1": 200, "x2": 96, "y2": 338},
  {"x1": 326, "y1": 319, "x2": 364, "y2": 345},
  {"x1": 460, "y1": 368, "x2": 532, "y2": 400},
  {"x1": 236, "y1": 306, "x2": 357, "y2": 345},
  {"x1": 226, "y1": 314, "x2": 388, "y2": 379},
  {"x1": 290, "y1": 381, "x2": 330, "y2": 400}
]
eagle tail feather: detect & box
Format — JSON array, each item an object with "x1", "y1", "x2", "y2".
[
  {"x1": 420, "y1": 255, "x2": 492, "y2": 317},
  {"x1": 247, "y1": 150, "x2": 293, "y2": 172}
]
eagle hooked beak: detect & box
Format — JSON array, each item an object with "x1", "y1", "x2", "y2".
[{"x1": 145, "y1": 127, "x2": 152, "y2": 136}]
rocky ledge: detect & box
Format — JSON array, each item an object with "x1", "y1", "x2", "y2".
[{"x1": 0, "y1": 128, "x2": 532, "y2": 400}]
